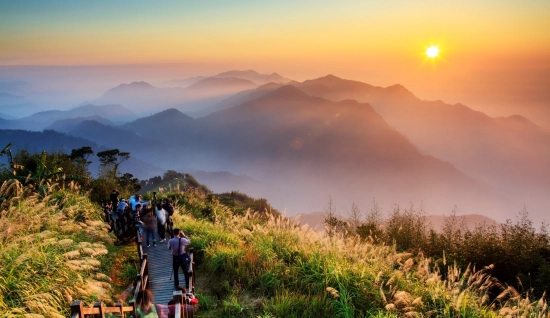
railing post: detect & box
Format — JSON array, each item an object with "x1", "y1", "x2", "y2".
[
  {"x1": 143, "y1": 253, "x2": 148, "y2": 282},
  {"x1": 188, "y1": 248, "x2": 195, "y2": 293},
  {"x1": 129, "y1": 298, "x2": 136, "y2": 318},
  {"x1": 115, "y1": 302, "x2": 124, "y2": 315},
  {"x1": 70, "y1": 300, "x2": 84, "y2": 318},
  {"x1": 93, "y1": 301, "x2": 105, "y2": 318}
]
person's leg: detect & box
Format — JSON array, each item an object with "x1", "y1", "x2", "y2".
[
  {"x1": 172, "y1": 259, "x2": 180, "y2": 288},
  {"x1": 184, "y1": 270, "x2": 190, "y2": 290},
  {"x1": 146, "y1": 230, "x2": 153, "y2": 246},
  {"x1": 184, "y1": 263, "x2": 190, "y2": 289},
  {"x1": 158, "y1": 222, "x2": 166, "y2": 241}
]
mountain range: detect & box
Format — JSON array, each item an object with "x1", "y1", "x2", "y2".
[
  {"x1": 1, "y1": 70, "x2": 548, "y2": 223},
  {"x1": 160, "y1": 70, "x2": 292, "y2": 88},
  {"x1": 0, "y1": 104, "x2": 137, "y2": 131}
]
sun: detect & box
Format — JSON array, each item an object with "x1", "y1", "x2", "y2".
[{"x1": 426, "y1": 45, "x2": 439, "y2": 58}]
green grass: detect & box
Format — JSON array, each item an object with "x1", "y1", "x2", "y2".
[{"x1": 165, "y1": 189, "x2": 549, "y2": 318}]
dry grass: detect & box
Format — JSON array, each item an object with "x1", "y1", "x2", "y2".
[
  {"x1": 0, "y1": 188, "x2": 116, "y2": 317},
  {"x1": 170, "y1": 191, "x2": 550, "y2": 318}
]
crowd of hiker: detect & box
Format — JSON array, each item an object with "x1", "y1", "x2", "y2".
[
  {"x1": 102, "y1": 190, "x2": 175, "y2": 244},
  {"x1": 102, "y1": 190, "x2": 198, "y2": 317}
]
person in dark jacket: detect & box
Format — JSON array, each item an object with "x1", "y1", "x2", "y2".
[
  {"x1": 142, "y1": 208, "x2": 157, "y2": 248},
  {"x1": 110, "y1": 189, "x2": 119, "y2": 208}
]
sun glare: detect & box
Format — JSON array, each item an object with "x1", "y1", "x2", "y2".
[{"x1": 426, "y1": 45, "x2": 439, "y2": 58}]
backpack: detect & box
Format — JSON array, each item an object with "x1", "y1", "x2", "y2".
[
  {"x1": 176, "y1": 238, "x2": 191, "y2": 266},
  {"x1": 164, "y1": 203, "x2": 174, "y2": 216}
]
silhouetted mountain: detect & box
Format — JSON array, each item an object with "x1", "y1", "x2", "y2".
[
  {"x1": 102, "y1": 81, "x2": 156, "y2": 97},
  {"x1": 172, "y1": 85, "x2": 498, "y2": 216},
  {"x1": 119, "y1": 108, "x2": 195, "y2": 142},
  {"x1": 160, "y1": 76, "x2": 206, "y2": 88},
  {"x1": 184, "y1": 77, "x2": 257, "y2": 97},
  {"x1": 22, "y1": 104, "x2": 137, "y2": 124},
  {"x1": 0, "y1": 129, "x2": 164, "y2": 179},
  {"x1": 0, "y1": 129, "x2": 100, "y2": 155},
  {"x1": 69, "y1": 120, "x2": 160, "y2": 149},
  {"x1": 45, "y1": 115, "x2": 114, "y2": 133},
  {"x1": 214, "y1": 70, "x2": 291, "y2": 84},
  {"x1": 190, "y1": 82, "x2": 284, "y2": 117},
  {"x1": 296, "y1": 75, "x2": 550, "y2": 222},
  {"x1": 94, "y1": 78, "x2": 258, "y2": 116},
  {"x1": 67, "y1": 120, "x2": 181, "y2": 169},
  {"x1": 297, "y1": 74, "x2": 416, "y2": 103}
]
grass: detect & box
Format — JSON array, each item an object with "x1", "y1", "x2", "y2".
[
  {"x1": 0, "y1": 186, "x2": 120, "y2": 317},
  {"x1": 3, "y1": 182, "x2": 549, "y2": 317},
  {"x1": 162, "y1": 189, "x2": 550, "y2": 318}
]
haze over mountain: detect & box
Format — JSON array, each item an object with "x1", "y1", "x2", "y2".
[
  {"x1": 1, "y1": 71, "x2": 548, "y2": 224},
  {"x1": 45, "y1": 115, "x2": 114, "y2": 133},
  {"x1": 291, "y1": 75, "x2": 550, "y2": 217},
  {"x1": 0, "y1": 104, "x2": 137, "y2": 131},
  {"x1": 0, "y1": 129, "x2": 164, "y2": 179},
  {"x1": 108, "y1": 84, "x2": 507, "y2": 219},
  {"x1": 160, "y1": 70, "x2": 292, "y2": 89},
  {"x1": 93, "y1": 77, "x2": 257, "y2": 116}
]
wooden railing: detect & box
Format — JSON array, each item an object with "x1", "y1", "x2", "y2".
[
  {"x1": 70, "y1": 291, "x2": 191, "y2": 317},
  {"x1": 70, "y1": 200, "x2": 193, "y2": 317},
  {"x1": 69, "y1": 227, "x2": 197, "y2": 317}
]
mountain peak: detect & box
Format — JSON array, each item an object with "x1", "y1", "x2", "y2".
[
  {"x1": 384, "y1": 84, "x2": 416, "y2": 99},
  {"x1": 216, "y1": 70, "x2": 260, "y2": 77},
  {"x1": 113, "y1": 81, "x2": 156, "y2": 90},
  {"x1": 262, "y1": 85, "x2": 309, "y2": 100}
]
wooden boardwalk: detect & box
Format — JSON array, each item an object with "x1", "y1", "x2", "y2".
[{"x1": 143, "y1": 231, "x2": 187, "y2": 305}]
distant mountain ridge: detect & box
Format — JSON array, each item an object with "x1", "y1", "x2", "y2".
[
  {"x1": 4, "y1": 71, "x2": 547, "y2": 222},
  {"x1": 160, "y1": 70, "x2": 292, "y2": 89},
  {"x1": 46, "y1": 115, "x2": 114, "y2": 133},
  {"x1": 94, "y1": 77, "x2": 258, "y2": 116},
  {"x1": 22, "y1": 104, "x2": 137, "y2": 124}
]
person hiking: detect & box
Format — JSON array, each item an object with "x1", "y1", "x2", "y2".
[
  {"x1": 155, "y1": 203, "x2": 168, "y2": 242},
  {"x1": 135, "y1": 289, "x2": 159, "y2": 318},
  {"x1": 162, "y1": 198, "x2": 175, "y2": 237},
  {"x1": 142, "y1": 208, "x2": 157, "y2": 247},
  {"x1": 117, "y1": 198, "x2": 128, "y2": 215},
  {"x1": 136, "y1": 288, "x2": 197, "y2": 317},
  {"x1": 168, "y1": 229, "x2": 191, "y2": 289},
  {"x1": 132, "y1": 194, "x2": 149, "y2": 211},
  {"x1": 110, "y1": 189, "x2": 119, "y2": 209}
]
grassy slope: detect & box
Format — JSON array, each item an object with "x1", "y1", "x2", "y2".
[
  {"x1": 0, "y1": 188, "x2": 120, "y2": 317},
  {"x1": 164, "y1": 190, "x2": 549, "y2": 318}
]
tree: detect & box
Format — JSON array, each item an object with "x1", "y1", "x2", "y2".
[
  {"x1": 357, "y1": 198, "x2": 384, "y2": 243},
  {"x1": 324, "y1": 195, "x2": 347, "y2": 237},
  {"x1": 96, "y1": 149, "x2": 130, "y2": 179},
  {"x1": 441, "y1": 206, "x2": 467, "y2": 261},
  {"x1": 163, "y1": 170, "x2": 180, "y2": 181},
  {"x1": 70, "y1": 146, "x2": 93, "y2": 172},
  {"x1": 348, "y1": 202, "x2": 362, "y2": 236}
]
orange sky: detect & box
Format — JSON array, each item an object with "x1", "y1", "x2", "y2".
[{"x1": 1, "y1": 0, "x2": 549, "y2": 121}]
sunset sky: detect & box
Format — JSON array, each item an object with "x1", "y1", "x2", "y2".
[{"x1": 1, "y1": 0, "x2": 549, "y2": 119}]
